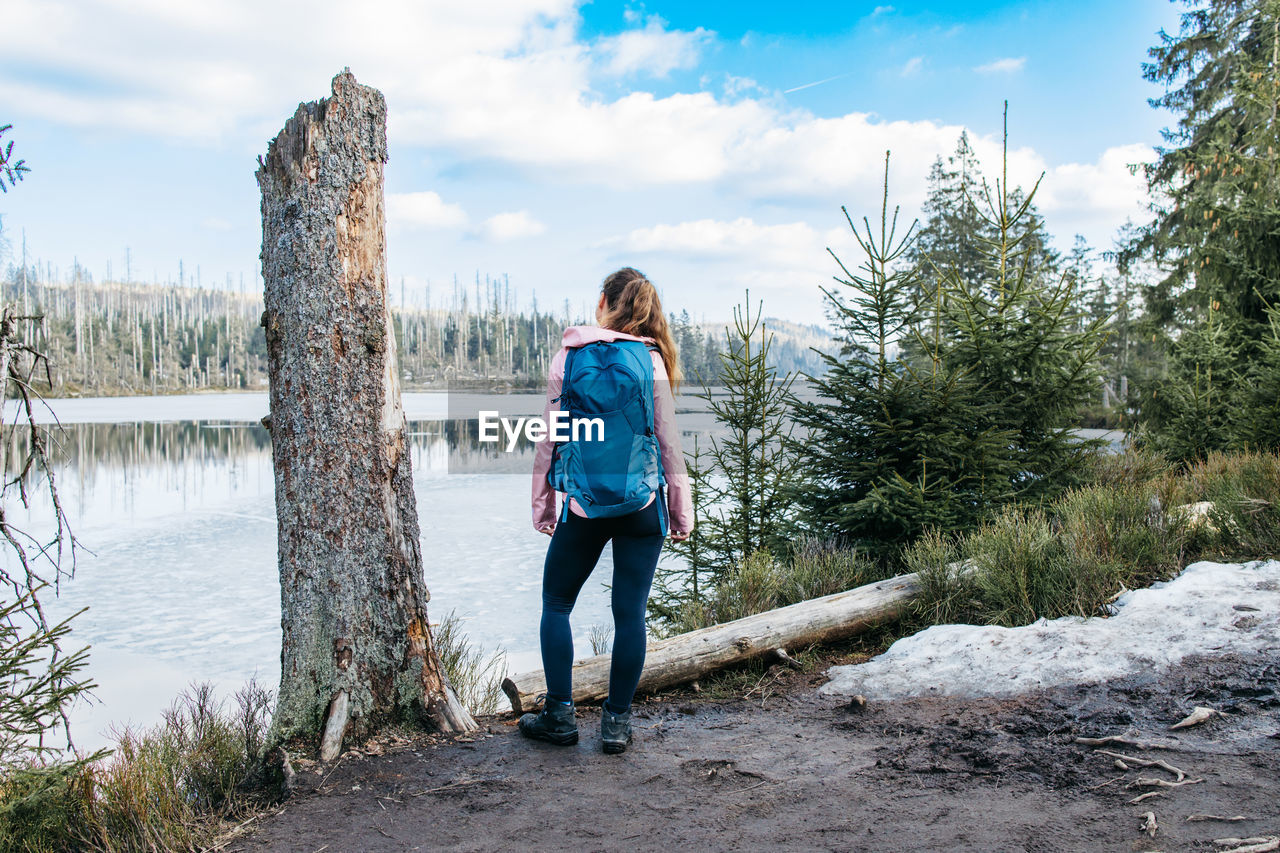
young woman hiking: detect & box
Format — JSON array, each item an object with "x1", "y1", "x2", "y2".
[{"x1": 523, "y1": 267, "x2": 693, "y2": 754}]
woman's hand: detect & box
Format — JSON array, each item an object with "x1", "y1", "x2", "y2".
[
  {"x1": 668, "y1": 530, "x2": 690, "y2": 542},
  {"x1": 538, "y1": 524, "x2": 556, "y2": 537}
]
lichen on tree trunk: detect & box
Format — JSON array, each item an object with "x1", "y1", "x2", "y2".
[{"x1": 257, "y1": 70, "x2": 476, "y2": 753}]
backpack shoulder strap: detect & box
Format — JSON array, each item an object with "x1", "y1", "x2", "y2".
[
  {"x1": 558, "y1": 345, "x2": 579, "y2": 407},
  {"x1": 642, "y1": 344, "x2": 661, "y2": 432}
]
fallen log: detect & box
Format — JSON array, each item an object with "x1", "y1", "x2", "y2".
[{"x1": 502, "y1": 571, "x2": 928, "y2": 714}]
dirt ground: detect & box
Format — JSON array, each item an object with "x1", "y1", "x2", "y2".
[{"x1": 234, "y1": 651, "x2": 1279, "y2": 853}]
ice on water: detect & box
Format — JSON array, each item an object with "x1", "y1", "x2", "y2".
[{"x1": 6, "y1": 394, "x2": 654, "y2": 751}]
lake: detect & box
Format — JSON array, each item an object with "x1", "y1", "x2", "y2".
[{"x1": 2, "y1": 392, "x2": 720, "y2": 752}]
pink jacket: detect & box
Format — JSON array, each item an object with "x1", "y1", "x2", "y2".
[{"x1": 532, "y1": 325, "x2": 694, "y2": 534}]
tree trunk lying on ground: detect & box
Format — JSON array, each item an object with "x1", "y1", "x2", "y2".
[{"x1": 502, "y1": 571, "x2": 928, "y2": 714}]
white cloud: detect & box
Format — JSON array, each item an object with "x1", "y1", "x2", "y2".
[
  {"x1": 604, "y1": 218, "x2": 826, "y2": 264},
  {"x1": 723, "y1": 74, "x2": 762, "y2": 98},
  {"x1": 596, "y1": 15, "x2": 713, "y2": 78},
  {"x1": 1036, "y1": 143, "x2": 1154, "y2": 243},
  {"x1": 901, "y1": 57, "x2": 923, "y2": 77},
  {"x1": 974, "y1": 56, "x2": 1026, "y2": 74},
  {"x1": 386, "y1": 191, "x2": 468, "y2": 230},
  {"x1": 479, "y1": 210, "x2": 547, "y2": 242},
  {"x1": 0, "y1": 0, "x2": 1120, "y2": 213},
  {"x1": 201, "y1": 216, "x2": 233, "y2": 232},
  {"x1": 597, "y1": 217, "x2": 855, "y2": 319},
  {"x1": 2, "y1": 0, "x2": 1154, "y2": 315}
]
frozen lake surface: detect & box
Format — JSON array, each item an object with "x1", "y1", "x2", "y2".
[{"x1": 3, "y1": 393, "x2": 702, "y2": 751}]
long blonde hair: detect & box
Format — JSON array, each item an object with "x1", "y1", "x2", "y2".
[{"x1": 598, "y1": 267, "x2": 682, "y2": 392}]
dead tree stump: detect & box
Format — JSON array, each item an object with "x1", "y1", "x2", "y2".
[{"x1": 257, "y1": 70, "x2": 476, "y2": 757}]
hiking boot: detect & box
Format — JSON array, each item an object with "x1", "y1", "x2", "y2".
[
  {"x1": 600, "y1": 705, "x2": 632, "y2": 754},
  {"x1": 518, "y1": 695, "x2": 578, "y2": 746}
]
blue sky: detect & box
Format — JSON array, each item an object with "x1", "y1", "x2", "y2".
[{"x1": 1, "y1": 0, "x2": 1182, "y2": 324}]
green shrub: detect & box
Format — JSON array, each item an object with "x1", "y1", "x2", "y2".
[
  {"x1": 710, "y1": 550, "x2": 783, "y2": 624},
  {"x1": 655, "y1": 539, "x2": 870, "y2": 636},
  {"x1": 910, "y1": 478, "x2": 1193, "y2": 629},
  {"x1": 782, "y1": 536, "x2": 877, "y2": 603},
  {"x1": 966, "y1": 507, "x2": 1073, "y2": 626},
  {"x1": 1055, "y1": 481, "x2": 1186, "y2": 588},
  {"x1": 903, "y1": 531, "x2": 975, "y2": 625},
  {"x1": 0, "y1": 762, "x2": 92, "y2": 853},
  {"x1": 1086, "y1": 447, "x2": 1173, "y2": 489}
]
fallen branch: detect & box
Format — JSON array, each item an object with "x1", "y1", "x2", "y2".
[
  {"x1": 1096, "y1": 750, "x2": 1189, "y2": 782},
  {"x1": 206, "y1": 813, "x2": 265, "y2": 852},
  {"x1": 1130, "y1": 791, "x2": 1165, "y2": 804},
  {"x1": 502, "y1": 571, "x2": 937, "y2": 712},
  {"x1": 1075, "y1": 734, "x2": 1173, "y2": 750},
  {"x1": 317, "y1": 755, "x2": 346, "y2": 790},
  {"x1": 1140, "y1": 811, "x2": 1158, "y2": 838},
  {"x1": 1171, "y1": 706, "x2": 1222, "y2": 730},
  {"x1": 1188, "y1": 815, "x2": 1249, "y2": 823},
  {"x1": 1218, "y1": 840, "x2": 1274, "y2": 847}
]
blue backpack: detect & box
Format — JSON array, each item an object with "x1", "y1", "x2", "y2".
[{"x1": 547, "y1": 339, "x2": 667, "y2": 533}]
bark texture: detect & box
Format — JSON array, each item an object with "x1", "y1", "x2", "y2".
[
  {"x1": 258, "y1": 70, "x2": 476, "y2": 751},
  {"x1": 502, "y1": 571, "x2": 930, "y2": 714}
]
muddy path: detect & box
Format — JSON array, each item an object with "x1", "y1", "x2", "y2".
[{"x1": 234, "y1": 653, "x2": 1279, "y2": 852}]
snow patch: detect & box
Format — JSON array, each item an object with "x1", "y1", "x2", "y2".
[{"x1": 820, "y1": 560, "x2": 1280, "y2": 700}]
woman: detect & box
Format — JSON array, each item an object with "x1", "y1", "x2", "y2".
[{"x1": 523, "y1": 267, "x2": 693, "y2": 754}]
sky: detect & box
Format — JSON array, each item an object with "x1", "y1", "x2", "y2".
[{"x1": 1, "y1": 0, "x2": 1184, "y2": 325}]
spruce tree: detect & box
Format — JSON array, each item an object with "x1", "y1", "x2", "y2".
[
  {"x1": 653, "y1": 292, "x2": 799, "y2": 631},
  {"x1": 791, "y1": 153, "x2": 1017, "y2": 560},
  {"x1": 909, "y1": 131, "x2": 1061, "y2": 322},
  {"x1": 1239, "y1": 306, "x2": 1280, "y2": 451},
  {"x1": 697, "y1": 294, "x2": 798, "y2": 569},
  {"x1": 1127, "y1": 1, "x2": 1280, "y2": 453},
  {"x1": 936, "y1": 109, "x2": 1109, "y2": 502},
  {"x1": 648, "y1": 435, "x2": 714, "y2": 631},
  {"x1": 1133, "y1": 0, "x2": 1280, "y2": 340},
  {"x1": 908, "y1": 132, "x2": 993, "y2": 305},
  {"x1": 1139, "y1": 299, "x2": 1243, "y2": 462}
]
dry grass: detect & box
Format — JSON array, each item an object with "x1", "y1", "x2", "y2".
[{"x1": 910, "y1": 450, "x2": 1280, "y2": 628}]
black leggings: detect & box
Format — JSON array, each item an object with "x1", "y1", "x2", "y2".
[{"x1": 540, "y1": 500, "x2": 664, "y2": 712}]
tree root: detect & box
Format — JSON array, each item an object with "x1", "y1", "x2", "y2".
[
  {"x1": 1097, "y1": 750, "x2": 1190, "y2": 781},
  {"x1": 1140, "y1": 811, "x2": 1158, "y2": 838},
  {"x1": 1075, "y1": 734, "x2": 1167, "y2": 750},
  {"x1": 1127, "y1": 776, "x2": 1204, "y2": 790},
  {"x1": 1214, "y1": 837, "x2": 1280, "y2": 853},
  {"x1": 1188, "y1": 815, "x2": 1250, "y2": 823}
]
